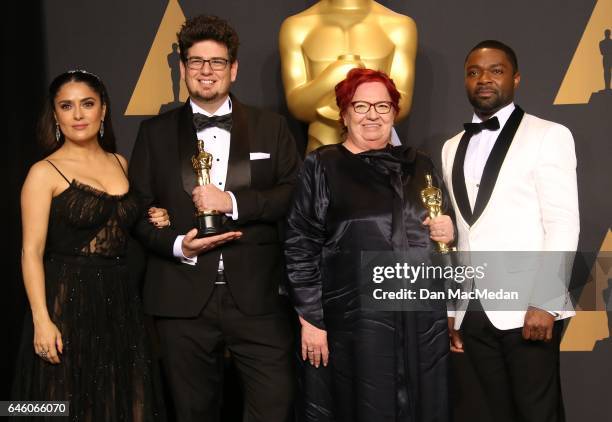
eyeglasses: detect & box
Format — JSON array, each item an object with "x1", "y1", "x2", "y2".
[
  {"x1": 186, "y1": 57, "x2": 230, "y2": 71},
  {"x1": 351, "y1": 101, "x2": 394, "y2": 114}
]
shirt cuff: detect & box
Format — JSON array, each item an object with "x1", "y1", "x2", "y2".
[
  {"x1": 173, "y1": 235, "x2": 197, "y2": 265},
  {"x1": 529, "y1": 304, "x2": 559, "y2": 318},
  {"x1": 226, "y1": 191, "x2": 238, "y2": 220}
]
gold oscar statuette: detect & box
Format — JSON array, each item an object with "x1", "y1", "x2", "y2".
[
  {"x1": 192, "y1": 139, "x2": 225, "y2": 237},
  {"x1": 279, "y1": 0, "x2": 417, "y2": 153},
  {"x1": 420, "y1": 173, "x2": 454, "y2": 254}
]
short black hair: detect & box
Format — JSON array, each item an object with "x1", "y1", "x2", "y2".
[
  {"x1": 465, "y1": 40, "x2": 519, "y2": 73},
  {"x1": 177, "y1": 15, "x2": 240, "y2": 63}
]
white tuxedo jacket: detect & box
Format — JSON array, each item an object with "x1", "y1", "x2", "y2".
[{"x1": 442, "y1": 108, "x2": 579, "y2": 330}]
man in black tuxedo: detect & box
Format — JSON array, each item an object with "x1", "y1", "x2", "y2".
[{"x1": 129, "y1": 15, "x2": 299, "y2": 422}]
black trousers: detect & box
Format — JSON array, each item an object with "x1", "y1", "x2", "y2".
[
  {"x1": 461, "y1": 302, "x2": 565, "y2": 422},
  {"x1": 155, "y1": 283, "x2": 295, "y2": 422}
]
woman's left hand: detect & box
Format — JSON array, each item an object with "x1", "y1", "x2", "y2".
[
  {"x1": 299, "y1": 316, "x2": 329, "y2": 368},
  {"x1": 148, "y1": 207, "x2": 171, "y2": 229},
  {"x1": 423, "y1": 215, "x2": 454, "y2": 245}
]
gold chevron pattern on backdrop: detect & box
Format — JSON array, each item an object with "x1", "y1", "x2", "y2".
[
  {"x1": 554, "y1": 0, "x2": 612, "y2": 104},
  {"x1": 125, "y1": 0, "x2": 187, "y2": 115},
  {"x1": 561, "y1": 230, "x2": 612, "y2": 351}
]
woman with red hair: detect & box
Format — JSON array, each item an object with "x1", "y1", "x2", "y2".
[{"x1": 285, "y1": 68, "x2": 455, "y2": 421}]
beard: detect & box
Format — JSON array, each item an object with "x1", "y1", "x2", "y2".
[
  {"x1": 467, "y1": 87, "x2": 512, "y2": 116},
  {"x1": 187, "y1": 77, "x2": 230, "y2": 106},
  {"x1": 193, "y1": 90, "x2": 221, "y2": 104},
  {"x1": 468, "y1": 92, "x2": 500, "y2": 113}
]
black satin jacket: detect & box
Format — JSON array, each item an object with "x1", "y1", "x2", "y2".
[{"x1": 285, "y1": 143, "x2": 455, "y2": 328}]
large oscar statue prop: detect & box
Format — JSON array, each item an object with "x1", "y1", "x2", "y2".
[
  {"x1": 420, "y1": 173, "x2": 455, "y2": 254},
  {"x1": 192, "y1": 139, "x2": 226, "y2": 237},
  {"x1": 279, "y1": 0, "x2": 417, "y2": 153}
]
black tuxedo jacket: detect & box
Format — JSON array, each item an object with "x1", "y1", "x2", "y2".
[{"x1": 129, "y1": 96, "x2": 300, "y2": 317}]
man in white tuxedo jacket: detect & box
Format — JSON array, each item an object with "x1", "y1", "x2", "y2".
[{"x1": 441, "y1": 40, "x2": 579, "y2": 422}]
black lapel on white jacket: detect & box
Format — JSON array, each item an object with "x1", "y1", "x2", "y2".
[
  {"x1": 471, "y1": 106, "x2": 525, "y2": 223},
  {"x1": 451, "y1": 131, "x2": 474, "y2": 225}
]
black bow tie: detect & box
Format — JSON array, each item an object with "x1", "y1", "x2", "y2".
[
  {"x1": 463, "y1": 116, "x2": 500, "y2": 134},
  {"x1": 193, "y1": 113, "x2": 232, "y2": 132}
]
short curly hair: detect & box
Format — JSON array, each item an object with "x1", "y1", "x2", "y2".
[
  {"x1": 466, "y1": 40, "x2": 519, "y2": 74},
  {"x1": 177, "y1": 15, "x2": 240, "y2": 63}
]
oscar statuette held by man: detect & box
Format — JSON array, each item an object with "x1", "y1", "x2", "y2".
[{"x1": 192, "y1": 138, "x2": 226, "y2": 237}]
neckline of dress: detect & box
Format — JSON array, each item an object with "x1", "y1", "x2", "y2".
[{"x1": 53, "y1": 179, "x2": 130, "y2": 201}]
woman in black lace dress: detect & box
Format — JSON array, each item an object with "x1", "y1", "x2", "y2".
[{"x1": 13, "y1": 70, "x2": 169, "y2": 421}]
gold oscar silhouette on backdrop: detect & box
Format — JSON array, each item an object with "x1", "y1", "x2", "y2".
[
  {"x1": 279, "y1": 0, "x2": 417, "y2": 153},
  {"x1": 125, "y1": 0, "x2": 187, "y2": 116},
  {"x1": 561, "y1": 230, "x2": 612, "y2": 351},
  {"x1": 554, "y1": 0, "x2": 612, "y2": 105}
]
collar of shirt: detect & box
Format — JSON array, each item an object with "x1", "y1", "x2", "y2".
[
  {"x1": 189, "y1": 96, "x2": 232, "y2": 117},
  {"x1": 463, "y1": 103, "x2": 515, "y2": 209}
]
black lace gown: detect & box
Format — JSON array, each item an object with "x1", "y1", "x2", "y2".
[
  {"x1": 12, "y1": 181, "x2": 159, "y2": 421},
  {"x1": 285, "y1": 144, "x2": 452, "y2": 422}
]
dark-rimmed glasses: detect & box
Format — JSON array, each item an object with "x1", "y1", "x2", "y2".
[
  {"x1": 350, "y1": 101, "x2": 393, "y2": 114},
  {"x1": 186, "y1": 57, "x2": 229, "y2": 71}
]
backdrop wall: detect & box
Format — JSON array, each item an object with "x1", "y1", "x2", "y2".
[{"x1": 6, "y1": 1, "x2": 611, "y2": 420}]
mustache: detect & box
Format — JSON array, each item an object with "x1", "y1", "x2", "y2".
[{"x1": 475, "y1": 87, "x2": 498, "y2": 94}]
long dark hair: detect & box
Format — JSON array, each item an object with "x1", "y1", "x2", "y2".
[{"x1": 38, "y1": 70, "x2": 117, "y2": 154}]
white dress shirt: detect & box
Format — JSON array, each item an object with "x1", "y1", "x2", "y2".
[
  {"x1": 463, "y1": 103, "x2": 515, "y2": 210},
  {"x1": 172, "y1": 96, "x2": 238, "y2": 266}
]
